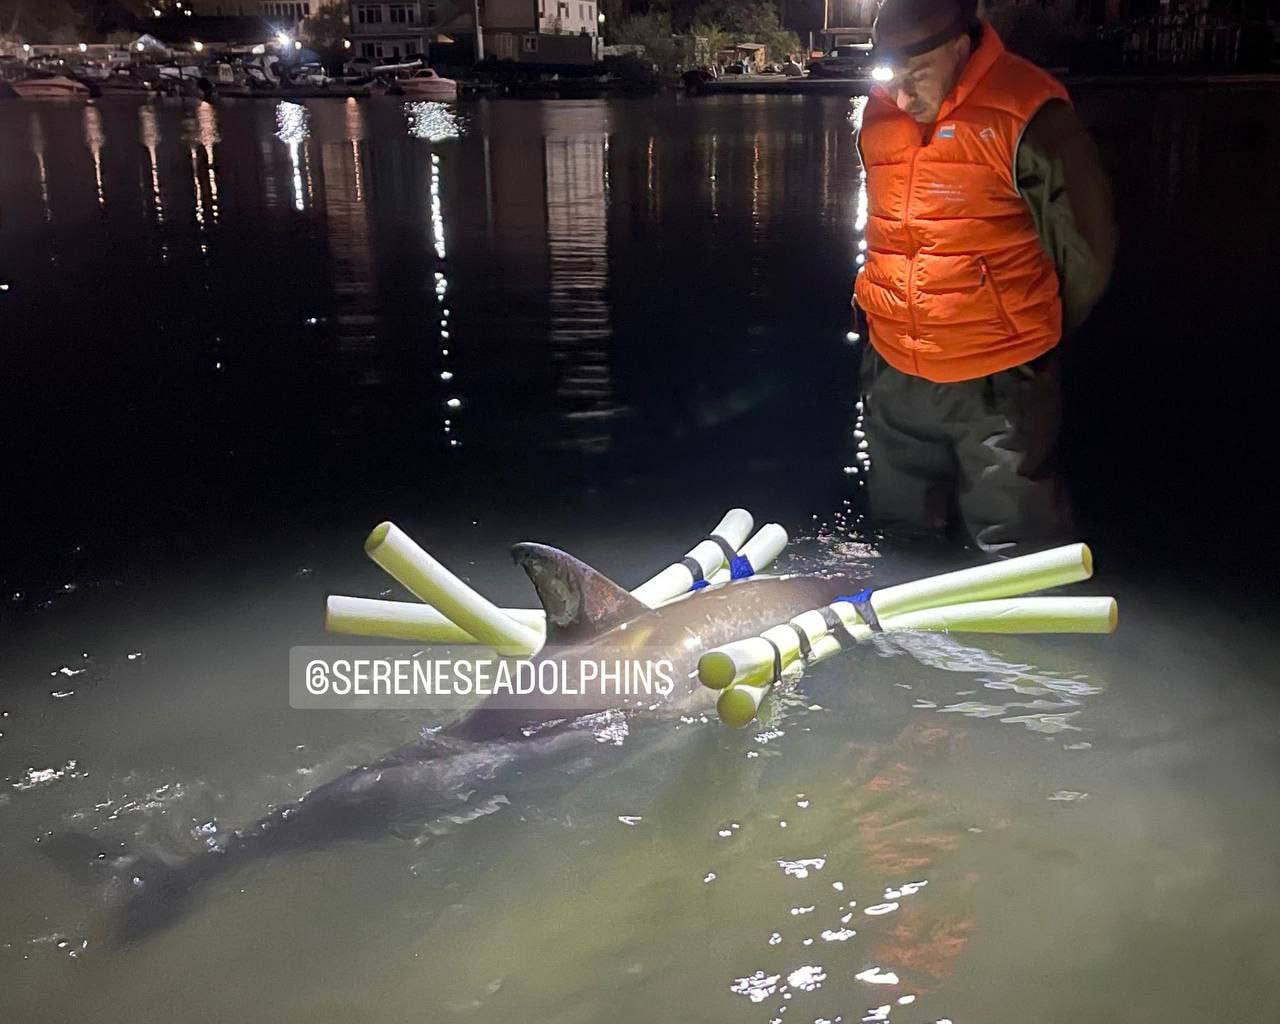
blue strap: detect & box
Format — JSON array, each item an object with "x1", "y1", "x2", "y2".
[
  {"x1": 836, "y1": 588, "x2": 882, "y2": 632},
  {"x1": 690, "y1": 579, "x2": 710, "y2": 591},
  {"x1": 729, "y1": 555, "x2": 754, "y2": 580}
]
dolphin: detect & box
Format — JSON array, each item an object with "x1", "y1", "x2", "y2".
[{"x1": 63, "y1": 543, "x2": 858, "y2": 942}]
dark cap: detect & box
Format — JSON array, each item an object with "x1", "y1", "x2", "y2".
[{"x1": 872, "y1": 0, "x2": 979, "y2": 63}]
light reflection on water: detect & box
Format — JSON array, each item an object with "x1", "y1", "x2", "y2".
[
  {"x1": 275, "y1": 100, "x2": 310, "y2": 212},
  {"x1": 0, "y1": 93, "x2": 1278, "y2": 1024}
]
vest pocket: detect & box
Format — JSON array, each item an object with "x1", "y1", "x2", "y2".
[{"x1": 977, "y1": 256, "x2": 1018, "y2": 336}]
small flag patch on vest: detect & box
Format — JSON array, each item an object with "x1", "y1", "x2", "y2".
[{"x1": 937, "y1": 123, "x2": 956, "y2": 138}]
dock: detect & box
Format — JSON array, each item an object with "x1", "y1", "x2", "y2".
[{"x1": 695, "y1": 74, "x2": 874, "y2": 97}]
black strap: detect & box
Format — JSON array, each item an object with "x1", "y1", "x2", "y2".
[
  {"x1": 820, "y1": 605, "x2": 857, "y2": 644},
  {"x1": 873, "y1": 15, "x2": 977, "y2": 63},
  {"x1": 789, "y1": 622, "x2": 813, "y2": 660},
  {"x1": 846, "y1": 589, "x2": 883, "y2": 633},
  {"x1": 680, "y1": 556, "x2": 704, "y2": 583},
  {"x1": 707, "y1": 532, "x2": 739, "y2": 565},
  {"x1": 761, "y1": 636, "x2": 784, "y2": 684}
]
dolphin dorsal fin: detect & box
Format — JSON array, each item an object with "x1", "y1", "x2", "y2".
[{"x1": 511, "y1": 542, "x2": 650, "y2": 644}]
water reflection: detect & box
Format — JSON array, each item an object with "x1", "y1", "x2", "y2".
[
  {"x1": 275, "y1": 101, "x2": 310, "y2": 212},
  {"x1": 196, "y1": 101, "x2": 220, "y2": 225},
  {"x1": 430, "y1": 152, "x2": 462, "y2": 448},
  {"x1": 30, "y1": 112, "x2": 51, "y2": 223},
  {"x1": 545, "y1": 131, "x2": 619, "y2": 454},
  {"x1": 404, "y1": 100, "x2": 464, "y2": 142},
  {"x1": 848, "y1": 97, "x2": 870, "y2": 488},
  {"x1": 82, "y1": 106, "x2": 105, "y2": 208},
  {"x1": 345, "y1": 98, "x2": 365, "y2": 203},
  {"x1": 138, "y1": 105, "x2": 164, "y2": 227}
]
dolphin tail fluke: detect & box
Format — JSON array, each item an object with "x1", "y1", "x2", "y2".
[
  {"x1": 42, "y1": 827, "x2": 219, "y2": 945},
  {"x1": 113, "y1": 849, "x2": 213, "y2": 945},
  {"x1": 39, "y1": 829, "x2": 121, "y2": 885}
]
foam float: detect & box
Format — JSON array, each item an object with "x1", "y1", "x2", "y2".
[
  {"x1": 327, "y1": 516, "x2": 1116, "y2": 728},
  {"x1": 699, "y1": 543, "x2": 1118, "y2": 727},
  {"x1": 326, "y1": 509, "x2": 784, "y2": 653}
]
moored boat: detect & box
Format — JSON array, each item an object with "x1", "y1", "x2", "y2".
[
  {"x1": 397, "y1": 68, "x2": 458, "y2": 101},
  {"x1": 10, "y1": 74, "x2": 92, "y2": 99}
]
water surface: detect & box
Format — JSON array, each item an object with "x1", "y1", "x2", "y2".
[{"x1": 1, "y1": 90, "x2": 1278, "y2": 1023}]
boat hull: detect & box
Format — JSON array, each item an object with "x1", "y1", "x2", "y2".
[{"x1": 11, "y1": 76, "x2": 91, "y2": 99}]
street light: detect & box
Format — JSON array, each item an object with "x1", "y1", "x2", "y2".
[
  {"x1": 294, "y1": 40, "x2": 302, "y2": 51},
  {"x1": 193, "y1": 40, "x2": 204, "y2": 52},
  {"x1": 136, "y1": 42, "x2": 145, "y2": 52},
  {"x1": 277, "y1": 32, "x2": 291, "y2": 47},
  {"x1": 79, "y1": 42, "x2": 88, "y2": 52},
  {"x1": 343, "y1": 39, "x2": 352, "y2": 49},
  {"x1": 598, "y1": 11, "x2": 605, "y2": 23}
]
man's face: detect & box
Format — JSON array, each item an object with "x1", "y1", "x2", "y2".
[{"x1": 882, "y1": 33, "x2": 971, "y2": 124}]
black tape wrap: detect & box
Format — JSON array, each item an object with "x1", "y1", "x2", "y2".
[
  {"x1": 707, "y1": 533, "x2": 739, "y2": 565},
  {"x1": 762, "y1": 636, "x2": 785, "y2": 684},
  {"x1": 820, "y1": 605, "x2": 857, "y2": 643},
  {"x1": 680, "y1": 556, "x2": 705, "y2": 583},
  {"x1": 789, "y1": 622, "x2": 814, "y2": 660},
  {"x1": 846, "y1": 589, "x2": 883, "y2": 632}
]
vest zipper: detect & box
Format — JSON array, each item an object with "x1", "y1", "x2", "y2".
[
  {"x1": 903, "y1": 146, "x2": 922, "y2": 373},
  {"x1": 978, "y1": 256, "x2": 1018, "y2": 335}
]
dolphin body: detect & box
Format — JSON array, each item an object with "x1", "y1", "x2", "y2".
[{"x1": 79, "y1": 543, "x2": 856, "y2": 941}]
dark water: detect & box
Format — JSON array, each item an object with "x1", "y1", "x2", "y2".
[{"x1": 1, "y1": 92, "x2": 1279, "y2": 1023}]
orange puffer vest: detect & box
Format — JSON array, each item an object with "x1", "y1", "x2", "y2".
[{"x1": 853, "y1": 26, "x2": 1069, "y2": 383}]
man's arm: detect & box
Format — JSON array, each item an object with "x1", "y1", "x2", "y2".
[{"x1": 1016, "y1": 98, "x2": 1118, "y2": 335}]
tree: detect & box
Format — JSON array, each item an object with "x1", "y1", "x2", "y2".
[
  {"x1": 614, "y1": 10, "x2": 681, "y2": 68},
  {"x1": 686, "y1": 0, "x2": 800, "y2": 61}
]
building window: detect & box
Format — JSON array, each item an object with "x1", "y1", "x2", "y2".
[
  {"x1": 264, "y1": 1, "x2": 308, "y2": 17},
  {"x1": 522, "y1": 33, "x2": 538, "y2": 52},
  {"x1": 357, "y1": 4, "x2": 384, "y2": 23},
  {"x1": 424, "y1": 0, "x2": 438, "y2": 26},
  {"x1": 388, "y1": 4, "x2": 416, "y2": 24}
]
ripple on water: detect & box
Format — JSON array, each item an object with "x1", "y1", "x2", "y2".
[
  {"x1": 776, "y1": 857, "x2": 826, "y2": 879},
  {"x1": 11, "y1": 761, "x2": 82, "y2": 791},
  {"x1": 730, "y1": 970, "x2": 781, "y2": 1003},
  {"x1": 786, "y1": 964, "x2": 826, "y2": 992},
  {"x1": 855, "y1": 966, "x2": 900, "y2": 985}
]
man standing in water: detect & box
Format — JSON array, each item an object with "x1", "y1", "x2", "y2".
[{"x1": 853, "y1": 0, "x2": 1116, "y2": 555}]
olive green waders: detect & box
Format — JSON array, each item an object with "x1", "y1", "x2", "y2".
[{"x1": 858, "y1": 344, "x2": 1074, "y2": 556}]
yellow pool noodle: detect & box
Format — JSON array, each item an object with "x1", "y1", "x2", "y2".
[
  {"x1": 326, "y1": 596, "x2": 546, "y2": 645},
  {"x1": 364, "y1": 522, "x2": 543, "y2": 656},
  {"x1": 706, "y1": 522, "x2": 789, "y2": 585},
  {"x1": 334, "y1": 509, "x2": 756, "y2": 645},
  {"x1": 865, "y1": 543, "x2": 1094, "y2": 624},
  {"x1": 630, "y1": 507, "x2": 754, "y2": 607},
  {"x1": 712, "y1": 595, "x2": 1118, "y2": 726}
]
